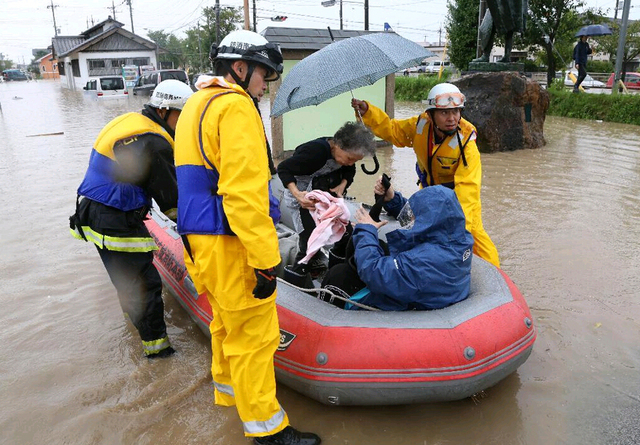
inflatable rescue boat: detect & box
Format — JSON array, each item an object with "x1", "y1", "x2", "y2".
[{"x1": 145, "y1": 203, "x2": 536, "y2": 406}]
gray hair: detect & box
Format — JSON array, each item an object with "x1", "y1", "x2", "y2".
[{"x1": 333, "y1": 121, "x2": 376, "y2": 157}]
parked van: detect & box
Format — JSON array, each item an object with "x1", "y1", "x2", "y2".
[
  {"x1": 132, "y1": 69, "x2": 189, "y2": 96},
  {"x1": 424, "y1": 61, "x2": 453, "y2": 73},
  {"x1": 83, "y1": 76, "x2": 128, "y2": 99}
]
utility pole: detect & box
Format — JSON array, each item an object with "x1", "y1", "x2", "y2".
[
  {"x1": 109, "y1": 0, "x2": 117, "y2": 21},
  {"x1": 126, "y1": 0, "x2": 135, "y2": 34},
  {"x1": 340, "y1": 0, "x2": 343, "y2": 30},
  {"x1": 253, "y1": 0, "x2": 257, "y2": 32},
  {"x1": 614, "y1": 0, "x2": 620, "y2": 20},
  {"x1": 197, "y1": 21, "x2": 203, "y2": 70},
  {"x1": 243, "y1": 0, "x2": 250, "y2": 30},
  {"x1": 364, "y1": 0, "x2": 369, "y2": 30},
  {"x1": 612, "y1": 0, "x2": 632, "y2": 93},
  {"x1": 438, "y1": 25, "x2": 442, "y2": 46},
  {"x1": 215, "y1": 0, "x2": 221, "y2": 44},
  {"x1": 47, "y1": 0, "x2": 59, "y2": 36}
]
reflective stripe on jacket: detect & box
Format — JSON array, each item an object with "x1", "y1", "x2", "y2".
[
  {"x1": 361, "y1": 102, "x2": 500, "y2": 267},
  {"x1": 77, "y1": 112, "x2": 174, "y2": 212},
  {"x1": 174, "y1": 79, "x2": 280, "y2": 269}
]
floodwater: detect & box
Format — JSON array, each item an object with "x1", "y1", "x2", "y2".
[{"x1": 1, "y1": 80, "x2": 639, "y2": 445}]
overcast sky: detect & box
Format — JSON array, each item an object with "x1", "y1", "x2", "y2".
[{"x1": 0, "y1": 0, "x2": 633, "y2": 65}]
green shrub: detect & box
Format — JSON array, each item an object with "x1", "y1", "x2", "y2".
[
  {"x1": 546, "y1": 88, "x2": 640, "y2": 125},
  {"x1": 524, "y1": 59, "x2": 542, "y2": 72},
  {"x1": 588, "y1": 60, "x2": 614, "y2": 74},
  {"x1": 395, "y1": 74, "x2": 450, "y2": 101}
]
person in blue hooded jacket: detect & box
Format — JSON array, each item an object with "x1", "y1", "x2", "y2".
[{"x1": 334, "y1": 183, "x2": 474, "y2": 311}]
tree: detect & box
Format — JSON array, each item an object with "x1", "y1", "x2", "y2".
[
  {"x1": 446, "y1": 0, "x2": 479, "y2": 71},
  {"x1": 597, "y1": 19, "x2": 640, "y2": 76},
  {"x1": 147, "y1": 30, "x2": 186, "y2": 69},
  {"x1": 0, "y1": 59, "x2": 14, "y2": 71},
  {"x1": 523, "y1": 0, "x2": 584, "y2": 86},
  {"x1": 183, "y1": 6, "x2": 243, "y2": 73}
]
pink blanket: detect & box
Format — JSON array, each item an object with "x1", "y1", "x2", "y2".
[{"x1": 298, "y1": 190, "x2": 351, "y2": 264}]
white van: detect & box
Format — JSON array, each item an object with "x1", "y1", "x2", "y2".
[
  {"x1": 83, "y1": 76, "x2": 128, "y2": 99},
  {"x1": 425, "y1": 61, "x2": 453, "y2": 73}
]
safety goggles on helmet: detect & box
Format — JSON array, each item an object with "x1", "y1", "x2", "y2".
[
  {"x1": 426, "y1": 92, "x2": 465, "y2": 109},
  {"x1": 212, "y1": 42, "x2": 283, "y2": 81},
  {"x1": 397, "y1": 201, "x2": 415, "y2": 230}
]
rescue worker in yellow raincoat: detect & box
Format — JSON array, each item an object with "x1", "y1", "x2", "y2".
[
  {"x1": 174, "y1": 30, "x2": 321, "y2": 445},
  {"x1": 351, "y1": 83, "x2": 500, "y2": 267},
  {"x1": 69, "y1": 79, "x2": 194, "y2": 358}
]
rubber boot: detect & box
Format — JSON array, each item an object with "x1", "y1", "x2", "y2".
[
  {"x1": 254, "y1": 426, "x2": 321, "y2": 445},
  {"x1": 283, "y1": 265, "x2": 313, "y2": 290}
]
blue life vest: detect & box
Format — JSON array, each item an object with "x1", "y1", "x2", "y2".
[
  {"x1": 77, "y1": 113, "x2": 174, "y2": 211},
  {"x1": 176, "y1": 90, "x2": 280, "y2": 236}
]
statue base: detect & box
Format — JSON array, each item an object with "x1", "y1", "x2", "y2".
[
  {"x1": 453, "y1": 72, "x2": 549, "y2": 153},
  {"x1": 468, "y1": 62, "x2": 524, "y2": 73}
]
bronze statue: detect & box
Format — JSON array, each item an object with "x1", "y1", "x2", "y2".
[{"x1": 473, "y1": 0, "x2": 527, "y2": 63}]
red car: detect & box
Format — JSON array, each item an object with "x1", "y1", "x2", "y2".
[{"x1": 606, "y1": 72, "x2": 640, "y2": 90}]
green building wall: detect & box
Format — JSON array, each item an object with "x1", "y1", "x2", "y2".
[{"x1": 280, "y1": 59, "x2": 387, "y2": 152}]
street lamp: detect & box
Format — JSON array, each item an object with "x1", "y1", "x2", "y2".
[{"x1": 321, "y1": 0, "x2": 343, "y2": 30}]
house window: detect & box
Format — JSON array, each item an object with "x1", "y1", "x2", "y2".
[
  {"x1": 53, "y1": 63, "x2": 57, "y2": 72},
  {"x1": 58, "y1": 62, "x2": 65, "y2": 75},
  {"x1": 132, "y1": 58, "x2": 150, "y2": 67},
  {"x1": 88, "y1": 59, "x2": 106, "y2": 69},
  {"x1": 71, "y1": 59, "x2": 80, "y2": 77},
  {"x1": 42, "y1": 65, "x2": 46, "y2": 72},
  {"x1": 110, "y1": 58, "x2": 127, "y2": 68}
]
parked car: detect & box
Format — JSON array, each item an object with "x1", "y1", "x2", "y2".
[
  {"x1": 606, "y1": 72, "x2": 640, "y2": 90},
  {"x1": 132, "y1": 69, "x2": 189, "y2": 96},
  {"x1": 564, "y1": 71, "x2": 605, "y2": 89},
  {"x1": 83, "y1": 76, "x2": 128, "y2": 99},
  {"x1": 2, "y1": 69, "x2": 29, "y2": 81}
]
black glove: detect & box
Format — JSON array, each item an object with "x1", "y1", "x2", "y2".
[{"x1": 253, "y1": 265, "x2": 279, "y2": 299}]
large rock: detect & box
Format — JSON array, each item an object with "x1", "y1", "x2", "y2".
[{"x1": 453, "y1": 72, "x2": 549, "y2": 153}]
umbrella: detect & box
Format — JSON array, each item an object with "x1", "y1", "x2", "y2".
[
  {"x1": 270, "y1": 32, "x2": 434, "y2": 118},
  {"x1": 575, "y1": 24, "x2": 613, "y2": 37}
]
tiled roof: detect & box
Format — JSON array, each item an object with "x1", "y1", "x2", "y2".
[
  {"x1": 52, "y1": 36, "x2": 85, "y2": 58},
  {"x1": 261, "y1": 27, "x2": 379, "y2": 50}
]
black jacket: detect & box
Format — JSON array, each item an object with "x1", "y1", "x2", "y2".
[{"x1": 277, "y1": 138, "x2": 356, "y2": 192}]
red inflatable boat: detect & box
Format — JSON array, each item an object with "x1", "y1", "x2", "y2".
[{"x1": 146, "y1": 208, "x2": 536, "y2": 406}]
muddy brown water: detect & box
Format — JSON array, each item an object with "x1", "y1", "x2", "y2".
[{"x1": 1, "y1": 81, "x2": 638, "y2": 445}]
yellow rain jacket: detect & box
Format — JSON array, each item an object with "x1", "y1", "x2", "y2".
[
  {"x1": 361, "y1": 102, "x2": 500, "y2": 267},
  {"x1": 174, "y1": 77, "x2": 287, "y2": 437}
]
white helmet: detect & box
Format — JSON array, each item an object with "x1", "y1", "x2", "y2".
[
  {"x1": 425, "y1": 83, "x2": 466, "y2": 110},
  {"x1": 210, "y1": 30, "x2": 283, "y2": 82},
  {"x1": 147, "y1": 79, "x2": 194, "y2": 110}
]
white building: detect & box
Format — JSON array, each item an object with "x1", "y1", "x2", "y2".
[{"x1": 52, "y1": 17, "x2": 159, "y2": 90}]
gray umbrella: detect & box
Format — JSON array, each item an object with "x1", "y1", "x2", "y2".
[
  {"x1": 270, "y1": 32, "x2": 434, "y2": 117},
  {"x1": 575, "y1": 24, "x2": 613, "y2": 37}
]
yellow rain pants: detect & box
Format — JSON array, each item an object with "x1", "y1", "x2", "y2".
[{"x1": 184, "y1": 234, "x2": 289, "y2": 438}]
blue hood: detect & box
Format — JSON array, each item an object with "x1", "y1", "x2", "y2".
[
  {"x1": 386, "y1": 186, "x2": 471, "y2": 255},
  {"x1": 353, "y1": 185, "x2": 474, "y2": 311}
]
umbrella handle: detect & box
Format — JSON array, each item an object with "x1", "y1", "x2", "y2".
[{"x1": 361, "y1": 155, "x2": 380, "y2": 175}]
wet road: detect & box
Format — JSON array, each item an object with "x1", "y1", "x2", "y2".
[{"x1": 0, "y1": 80, "x2": 638, "y2": 445}]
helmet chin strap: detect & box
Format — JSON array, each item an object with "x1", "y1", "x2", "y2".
[
  {"x1": 225, "y1": 60, "x2": 256, "y2": 96},
  {"x1": 428, "y1": 109, "x2": 458, "y2": 137}
]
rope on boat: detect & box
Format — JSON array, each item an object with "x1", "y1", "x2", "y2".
[{"x1": 276, "y1": 277, "x2": 380, "y2": 311}]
